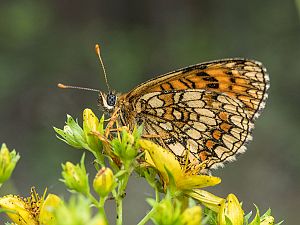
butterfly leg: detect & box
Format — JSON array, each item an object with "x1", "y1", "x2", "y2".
[
  {"x1": 105, "y1": 108, "x2": 120, "y2": 137},
  {"x1": 141, "y1": 134, "x2": 161, "y2": 138},
  {"x1": 109, "y1": 126, "x2": 130, "y2": 133}
]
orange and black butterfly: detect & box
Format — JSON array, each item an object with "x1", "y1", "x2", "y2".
[{"x1": 59, "y1": 44, "x2": 269, "y2": 173}]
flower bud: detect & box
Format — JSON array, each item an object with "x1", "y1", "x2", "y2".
[
  {"x1": 83, "y1": 109, "x2": 102, "y2": 152},
  {"x1": 180, "y1": 206, "x2": 202, "y2": 225},
  {"x1": 54, "y1": 115, "x2": 89, "y2": 149},
  {"x1": 61, "y1": 155, "x2": 89, "y2": 195},
  {"x1": 260, "y1": 216, "x2": 275, "y2": 225},
  {"x1": 218, "y1": 194, "x2": 244, "y2": 225},
  {"x1": 93, "y1": 167, "x2": 115, "y2": 197},
  {"x1": 148, "y1": 198, "x2": 181, "y2": 224},
  {"x1": 90, "y1": 214, "x2": 109, "y2": 225},
  {"x1": 53, "y1": 195, "x2": 92, "y2": 224},
  {"x1": 0, "y1": 143, "x2": 20, "y2": 184},
  {"x1": 111, "y1": 128, "x2": 140, "y2": 167}
]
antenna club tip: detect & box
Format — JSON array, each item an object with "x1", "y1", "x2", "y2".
[
  {"x1": 57, "y1": 83, "x2": 66, "y2": 88},
  {"x1": 95, "y1": 44, "x2": 101, "y2": 54}
]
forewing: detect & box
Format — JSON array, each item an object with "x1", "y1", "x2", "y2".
[
  {"x1": 134, "y1": 89, "x2": 254, "y2": 170},
  {"x1": 127, "y1": 59, "x2": 269, "y2": 120}
]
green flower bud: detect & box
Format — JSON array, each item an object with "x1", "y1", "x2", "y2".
[
  {"x1": 54, "y1": 115, "x2": 90, "y2": 150},
  {"x1": 0, "y1": 143, "x2": 20, "y2": 184},
  {"x1": 261, "y1": 216, "x2": 275, "y2": 225},
  {"x1": 148, "y1": 198, "x2": 182, "y2": 224},
  {"x1": 111, "y1": 127, "x2": 141, "y2": 167},
  {"x1": 218, "y1": 194, "x2": 244, "y2": 225},
  {"x1": 90, "y1": 214, "x2": 109, "y2": 225},
  {"x1": 180, "y1": 206, "x2": 202, "y2": 225},
  {"x1": 53, "y1": 195, "x2": 92, "y2": 225},
  {"x1": 61, "y1": 154, "x2": 89, "y2": 195},
  {"x1": 93, "y1": 167, "x2": 115, "y2": 197}
]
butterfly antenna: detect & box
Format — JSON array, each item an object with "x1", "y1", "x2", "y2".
[
  {"x1": 58, "y1": 83, "x2": 100, "y2": 92},
  {"x1": 95, "y1": 44, "x2": 111, "y2": 92}
]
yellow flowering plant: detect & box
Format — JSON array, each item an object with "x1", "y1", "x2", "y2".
[{"x1": 0, "y1": 108, "x2": 283, "y2": 225}]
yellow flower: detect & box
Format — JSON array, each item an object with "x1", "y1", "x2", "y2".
[
  {"x1": 218, "y1": 194, "x2": 244, "y2": 225},
  {"x1": 0, "y1": 194, "x2": 37, "y2": 225},
  {"x1": 139, "y1": 139, "x2": 221, "y2": 190},
  {"x1": 0, "y1": 188, "x2": 61, "y2": 225}
]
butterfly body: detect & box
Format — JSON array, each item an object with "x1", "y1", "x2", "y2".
[{"x1": 98, "y1": 58, "x2": 269, "y2": 173}]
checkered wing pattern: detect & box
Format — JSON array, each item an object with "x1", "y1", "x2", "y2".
[{"x1": 120, "y1": 58, "x2": 269, "y2": 171}]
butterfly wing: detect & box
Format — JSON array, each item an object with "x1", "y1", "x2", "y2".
[
  {"x1": 120, "y1": 58, "x2": 269, "y2": 171},
  {"x1": 133, "y1": 89, "x2": 253, "y2": 170},
  {"x1": 126, "y1": 58, "x2": 269, "y2": 120}
]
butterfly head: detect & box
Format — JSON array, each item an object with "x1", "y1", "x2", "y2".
[{"x1": 98, "y1": 91, "x2": 117, "y2": 112}]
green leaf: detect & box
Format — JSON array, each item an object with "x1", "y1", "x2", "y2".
[
  {"x1": 248, "y1": 205, "x2": 260, "y2": 225},
  {"x1": 261, "y1": 208, "x2": 271, "y2": 220},
  {"x1": 244, "y1": 211, "x2": 253, "y2": 225}
]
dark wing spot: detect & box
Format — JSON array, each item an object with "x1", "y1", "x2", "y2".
[
  {"x1": 182, "y1": 67, "x2": 195, "y2": 73},
  {"x1": 230, "y1": 77, "x2": 236, "y2": 83},
  {"x1": 203, "y1": 76, "x2": 218, "y2": 82},
  {"x1": 207, "y1": 83, "x2": 219, "y2": 88},
  {"x1": 196, "y1": 71, "x2": 210, "y2": 77}
]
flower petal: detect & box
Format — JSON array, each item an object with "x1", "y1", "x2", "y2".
[
  {"x1": 0, "y1": 195, "x2": 37, "y2": 225},
  {"x1": 39, "y1": 194, "x2": 62, "y2": 225},
  {"x1": 186, "y1": 189, "x2": 224, "y2": 212},
  {"x1": 177, "y1": 174, "x2": 221, "y2": 190},
  {"x1": 139, "y1": 139, "x2": 182, "y2": 184}
]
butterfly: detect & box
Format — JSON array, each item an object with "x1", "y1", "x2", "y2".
[{"x1": 59, "y1": 45, "x2": 269, "y2": 173}]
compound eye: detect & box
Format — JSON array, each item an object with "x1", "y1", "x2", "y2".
[{"x1": 106, "y1": 93, "x2": 116, "y2": 106}]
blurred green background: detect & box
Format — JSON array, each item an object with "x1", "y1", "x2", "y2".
[{"x1": 0, "y1": 0, "x2": 299, "y2": 224}]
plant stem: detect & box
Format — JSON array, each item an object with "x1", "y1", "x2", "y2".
[
  {"x1": 99, "y1": 197, "x2": 109, "y2": 224},
  {"x1": 87, "y1": 192, "x2": 100, "y2": 207},
  {"x1": 137, "y1": 207, "x2": 156, "y2": 225},
  {"x1": 155, "y1": 186, "x2": 160, "y2": 202},
  {"x1": 116, "y1": 195, "x2": 123, "y2": 225},
  {"x1": 115, "y1": 171, "x2": 130, "y2": 225}
]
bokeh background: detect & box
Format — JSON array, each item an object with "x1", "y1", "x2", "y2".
[{"x1": 1, "y1": 0, "x2": 299, "y2": 224}]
